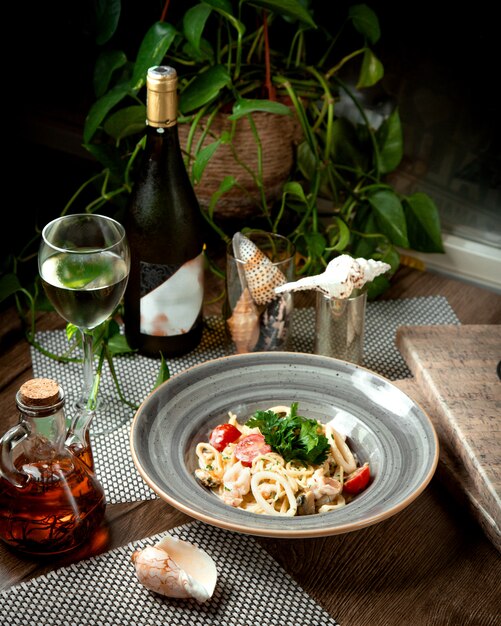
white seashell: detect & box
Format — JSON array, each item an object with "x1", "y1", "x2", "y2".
[
  {"x1": 232, "y1": 232, "x2": 287, "y2": 305},
  {"x1": 274, "y1": 255, "x2": 390, "y2": 299},
  {"x1": 131, "y1": 533, "x2": 217, "y2": 603}
]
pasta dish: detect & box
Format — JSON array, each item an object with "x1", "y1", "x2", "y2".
[{"x1": 195, "y1": 404, "x2": 371, "y2": 517}]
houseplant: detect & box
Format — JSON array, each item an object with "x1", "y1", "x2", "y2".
[
  {"x1": 0, "y1": 0, "x2": 443, "y2": 405},
  {"x1": 79, "y1": 0, "x2": 443, "y2": 290}
]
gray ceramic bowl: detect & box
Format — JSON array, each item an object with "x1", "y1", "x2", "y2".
[{"x1": 130, "y1": 352, "x2": 438, "y2": 538}]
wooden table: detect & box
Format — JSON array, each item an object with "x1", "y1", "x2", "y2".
[{"x1": 1, "y1": 266, "x2": 500, "y2": 625}]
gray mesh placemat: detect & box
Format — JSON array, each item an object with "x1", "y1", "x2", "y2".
[
  {"x1": 0, "y1": 520, "x2": 339, "y2": 626},
  {"x1": 30, "y1": 296, "x2": 459, "y2": 503}
]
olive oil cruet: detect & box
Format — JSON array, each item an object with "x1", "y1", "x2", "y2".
[{"x1": 0, "y1": 378, "x2": 106, "y2": 555}]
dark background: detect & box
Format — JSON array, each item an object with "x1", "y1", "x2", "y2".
[{"x1": 6, "y1": 1, "x2": 498, "y2": 267}]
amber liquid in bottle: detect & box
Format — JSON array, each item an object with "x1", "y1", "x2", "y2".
[
  {"x1": 123, "y1": 65, "x2": 205, "y2": 358},
  {"x1": 68, "y1": 430, "x2": 95, "y2": 472},
  {"x1": 0, "y1": 455, "x2": 105, "y2": 555}
]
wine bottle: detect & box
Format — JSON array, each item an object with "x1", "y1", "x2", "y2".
[{"x1": 123, "y1": 66, "x2": 205, "y2": 357}]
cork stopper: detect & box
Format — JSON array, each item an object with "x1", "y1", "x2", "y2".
[{"x1": 19, "y1": 378, "x2": 61, "y2": 407}]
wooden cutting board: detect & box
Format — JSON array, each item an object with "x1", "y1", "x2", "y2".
[{"x1": 395, "y1": 325, "x2": 501, "y2": 552}]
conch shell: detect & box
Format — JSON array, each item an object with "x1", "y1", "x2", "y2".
[
  {"x1": 131, "y1": 534, "x2": 217, "y2": 603},
  {"x1": 227, "y1": 287, "x2": 260, "y2": 353},
  {"x1": 275, "y1": 255, "x2": 391, "y2": 299},
  {"x1": 232, "y1": 232, "x2": 287, "y2": 305}
]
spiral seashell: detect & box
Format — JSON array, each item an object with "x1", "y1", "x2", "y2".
[
  {"x1": 232, "y1": 232, "x2": 287, "y2": 306},
  {"x1": 275, "y1": 255, "x2": 391, "y2": 299},
  {"x1": 227, "y1": 287, "x2": 260, "y2": 353}
]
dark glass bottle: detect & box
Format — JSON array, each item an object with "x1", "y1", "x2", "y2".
[{"x1": 123, "y1": 66, "x2": 204, "y2": 357}]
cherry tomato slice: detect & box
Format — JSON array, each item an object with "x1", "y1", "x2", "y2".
[
  {"x1": 235, "y1": 434, "x2": 272, "y2": 467},
  {"x1": 209, "y1": 423, "x2": 241, "y2": 452},
  {"x1": 343, "y1": 462, "x2": 371, "y2": 495}
]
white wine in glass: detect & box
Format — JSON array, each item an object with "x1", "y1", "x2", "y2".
[{"x1": 39, "y1": 213, "x2": 130, "y2": 434}]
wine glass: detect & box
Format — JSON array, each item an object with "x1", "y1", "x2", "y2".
[{"x1": 39, "y1": 213, "x2": 130, "y2": 435}]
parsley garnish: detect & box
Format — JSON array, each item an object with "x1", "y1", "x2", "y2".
[{"x1": 246, "y1": 403, "x2": 330, "y2": 465}]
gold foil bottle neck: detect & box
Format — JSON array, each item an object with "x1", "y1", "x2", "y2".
[{"x1": 146, "y1": 66, "x2": 178, "y2": 128}]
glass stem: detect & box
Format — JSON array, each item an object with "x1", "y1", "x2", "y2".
[
  {"x1": 68, "y1": 329, "x2": 97, "y2": 454},
  {"x1": 78, "y1": 329, "x2": 96, "y2": 411}
]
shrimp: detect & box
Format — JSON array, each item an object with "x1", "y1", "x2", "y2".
[
  {"x1": 221, "y1": 461, "x2": 251, "y2": 507},
  {"x1": 307, "y1": 469, "x2": 342, "y2": 501}
]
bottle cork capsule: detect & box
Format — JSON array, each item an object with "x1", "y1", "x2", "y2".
[
  {"x1": 146, "y1": 65, "x2": 178, "y2": 128},
  {"x1": 19, "y1": 378, "x2": 60, "y2": 407}
]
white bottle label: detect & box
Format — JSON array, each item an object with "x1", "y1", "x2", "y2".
[{"x1": 139, "y1": 252, "x2": 204, "y2": 337}]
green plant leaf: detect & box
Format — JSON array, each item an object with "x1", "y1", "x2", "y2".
[
  {"x1": 403, "y1": 193, "x2": 444, "y2": 252},
  {"x1": 0, "y1": 273, "x2": 22, "y2": 303},
  {"x1": 367, "y1": 274, "x2": 390, "y2": 299},
  {"x1": 154, "y1": 353, "x2": 171, "y2": 389},
  {"x1": 108, "y1": 333, "x2": 134, "y2": 356},
  {"x1": 93, "y1": 50, "x2": 127, "y2": 97},
  {"x1": 91, "y1": 322, "x2": 108, "y2": 348},
  {"x1": 327, "y1": 217, "x2": 351, "y2": 252},
  {"x1": 357, "y1": 49, "x2": 384, "y2": 89},
  {"x1": 106, "y1": 318, "x2": 120, "y2": 337},
  {"x1": 180, "y1": 65, "x2": 232, "y2": 113},
  {"x1": 203, "y1": 0, "x2": 244, "y2": 38},
  {"x1": 352, "y1": 206, "x2": 385, "y2": 258},
  {"x1": 229, "y1": 98, "x2": 292, "y2": 120},
  {"x1": 353, "y1": 236, "x2": 376, "y2": 260},
  {"x1": 296, "y1": 141, "x2": 319, "y2": 183},
  {"x1": 365, "y1": 246, "x2": 398, "y2": 297},
  {"x1": 349, "y1": 4, "x2": 380, "y2": 44},
  {"x1": 217, "y1": 130, "x2": 232, "y2": 144},
  {"x1": 377, "y1": 107, "x2": 403, "y2": 174},
  {"x1": 283, "y1": 181, "x2": 306, "y2": 203},
  {"x1": 183, "y1": 3, "x2": 213, "y2": 54},
  {"x1": 330, "y1": 118, "x2": 366, "y2": 170},
  {"x1": 95, "y1": 0, "x2": 121, "y2": 45},
  {"x1": 369, "y1": 189, "x2": 409, "y2": 247},
  {"x1": 83, "y1": 84, "x2": 131, "y2": 143},
  {"x1": 193, "y1": 140, "x2": 222, "y2": 183},
  {"x1": 103, "y1": 105, "x2": 146, "y2": 140},
  {"x1": 203, "y1": 0, "x2": 233, "y2": 12},
  {"x1": 304, "y1": 232, "x2": 326, "y2": 257},
  {"x1": 246, "y1": 0, "x2": 316, "y2": 28},
  {"x1": 376, "y1": 245, "x2": 400, "y2": 272},
  {"x1": 66, "y1": 323, "x2": 79, "y2": 343},
  {"x1": 208, "y1": 176, "x2": 237, "y2": 218},
  {"x1": 83, "y1": 143, "x2": 126, "y2": 178},
  {"x1": 131, "y1": 22, "x2": 178, "y2": 91}
]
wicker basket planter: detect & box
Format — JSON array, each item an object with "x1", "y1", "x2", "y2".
[{"x1": 178, "y1": 110, "x2": 302, "y2": 219}]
